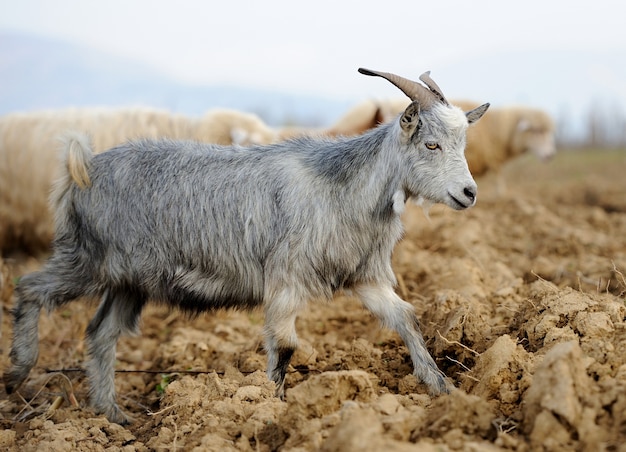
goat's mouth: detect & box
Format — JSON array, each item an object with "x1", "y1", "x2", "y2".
[{"x1": 448, "y1": 192, "x2": 469, "y2": 210}]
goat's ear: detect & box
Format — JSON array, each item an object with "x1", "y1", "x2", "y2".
[
  {"x1": 400, "y1": 101, "x2": 420, "y2": 139},
  {"x1": 466, "y1": 103, "x2": 490, "y2": 124},
  {"x1": 373, "y1": 106, "x2": 385, "y2": 127}
]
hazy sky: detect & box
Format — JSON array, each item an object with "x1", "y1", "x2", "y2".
[{"x1": 2, "y1": 0, "x2": 625, "y2": 101}]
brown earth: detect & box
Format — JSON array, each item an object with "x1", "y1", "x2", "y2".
[{"x1": 0, "y1": 149, "x2": 625, "y2": 451}]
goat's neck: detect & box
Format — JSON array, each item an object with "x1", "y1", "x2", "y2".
[{"x1": 327, "y1": 126, "x2": 405, "y2": 220}]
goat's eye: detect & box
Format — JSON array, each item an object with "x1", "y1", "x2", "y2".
[{"x1": 425, "y1": 142, "x2": 440, "y2": 151}]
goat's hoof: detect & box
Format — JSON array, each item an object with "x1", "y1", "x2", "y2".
[
  {"x1": 429, "y1": 383, "x2": 452, "y2": 397},
  {"x1": 100, "y1": 405, "x2": 132, "y2": 425},
  {"x1": 418, "y1": 369, "x2": 451, "y2": 397},
  {"x1": 3, "y1": 368, "x2": 28, "y2": 394},
  {"x1": 274, "y1": 388, "x2": 286, "y2": 401}
]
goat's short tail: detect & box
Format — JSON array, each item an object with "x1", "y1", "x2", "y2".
[
  {"x1": 63, "y1": 132, "x2": 94, "y2": 189},
  {"x1": 50, "y1": 132, "x2": 94, "y2": 212}
]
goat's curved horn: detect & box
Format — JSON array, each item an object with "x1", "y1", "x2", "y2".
[
  {"x1": 358, "y1": 68, "x2": 438, "y2": 108},
  {"x1": 419, "y1": 71, "x2": 449, "y2": 106}
]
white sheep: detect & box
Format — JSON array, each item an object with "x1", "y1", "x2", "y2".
[
  {"x1": 322, "y1": 99, "x2": 386, "y2": 137},
  {"x1": 0, "y1": 107, "x2": 202, "y2": 252},
  {"x1": 0, "y1": 107, "x2": 289, "y2": 254},
  {"x1": 452, "y1": 100, "x2": 556, "y2": 176},
  {"x1": 199, "y1": 108, "x2": 280, "y2": 145}
]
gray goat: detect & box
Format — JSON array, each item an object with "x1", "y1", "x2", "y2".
[{"x1": 4, "y1": 68, "x2": 489, "y2": 424}]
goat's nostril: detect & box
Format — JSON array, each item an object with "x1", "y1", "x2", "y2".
[{"x1": 464, "y1": 186, "x2": 476, "y2": 202}]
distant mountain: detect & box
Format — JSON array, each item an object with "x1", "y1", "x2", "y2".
[
  {"x1": 1, "y1": 31, "x2": 625, "y2": 144},
  {"x1": 0, "y1": 31, "x2": 352, "y2": 126}
]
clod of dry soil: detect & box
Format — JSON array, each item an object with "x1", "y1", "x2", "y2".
[{"x1": 1, "y1": 149, "x2": 625, "y2": 451}]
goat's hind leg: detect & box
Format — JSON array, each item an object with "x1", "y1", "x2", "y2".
[
  {"x1": 356, "y1": 284, "x2": 450, "y2": 395},
  {"x1": 4, "y1": 268, "x2": 82, "y2": 393},
  {"x1": 4, "y1": 279, "x2": 44, "y2": 393},
  {"x1": 85, "y1": 289, "x2": 144, "y2": 424}
]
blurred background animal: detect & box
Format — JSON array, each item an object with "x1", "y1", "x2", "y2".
[{"x1": 0, "y1": 107, "x2": 293, "y2": 254}]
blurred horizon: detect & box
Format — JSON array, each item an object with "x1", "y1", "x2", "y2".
[{"x1": 1, "y1": 0, "x2": 625, "y2": 147}]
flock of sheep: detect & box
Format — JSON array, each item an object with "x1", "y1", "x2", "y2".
[{"x1": 1, "y1": 97, "x2": 555, "y2": 255}]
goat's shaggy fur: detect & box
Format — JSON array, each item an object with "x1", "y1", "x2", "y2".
[{"x1": 0, "y1": 256, "x2": 13, "y2": 339}]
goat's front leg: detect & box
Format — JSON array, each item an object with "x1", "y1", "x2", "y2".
[
  {"x1": 263, "y1": 289, "x2": 303, "y2": 398},
  {"x1": 355, "y1": 284, "x2": 450, "y2": 395}
]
